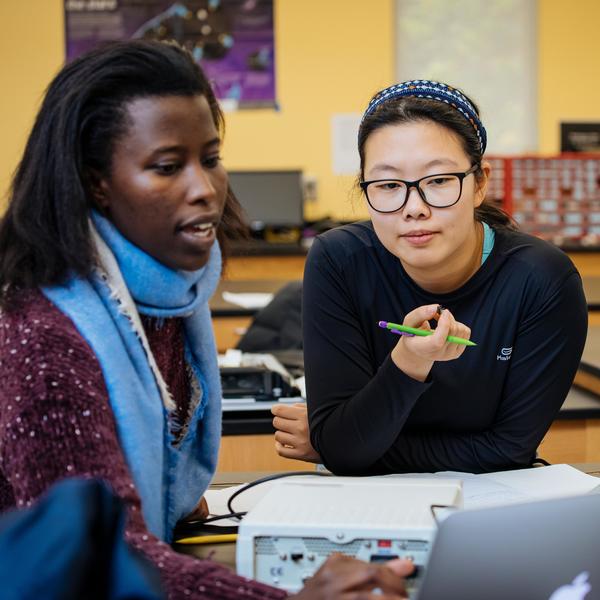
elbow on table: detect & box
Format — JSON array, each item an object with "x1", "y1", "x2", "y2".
[
  {"x1": 473, "y1": 437, "x2": 538, "y2": 473},
  {"x1": 311, "y1": 432, "x2": 384, "y2": 476}
]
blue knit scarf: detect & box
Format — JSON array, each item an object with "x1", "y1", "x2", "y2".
[{"x1": 42, "y1": 212, "x2": 222, "y2": 541}]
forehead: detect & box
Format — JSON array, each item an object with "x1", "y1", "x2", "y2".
[
  {"x1": 367, "y1": 120, "x2": 464, "y2": 156},
  {"x1": 117, "y1": 94, "x2": 218, "y2": 150}
]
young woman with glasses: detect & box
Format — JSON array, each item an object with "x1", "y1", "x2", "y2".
[{"x1": 272, "y1": 80, "x2": 587, "y2": 475}]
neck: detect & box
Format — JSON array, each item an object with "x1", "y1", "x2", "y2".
[{"x1": 404, "y1": 221, "x2": 483, "y2": 294}]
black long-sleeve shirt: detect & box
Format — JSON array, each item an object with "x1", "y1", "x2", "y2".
[{"x1": 303, "y1": 222, "x2": 587, "y2": 475}]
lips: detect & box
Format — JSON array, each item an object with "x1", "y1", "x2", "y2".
[
  {"x1": 182, "y1": 222, "x2": 216, "y2": 238},
  {"x1": 401, "y1": 230, "x2": 437, "y2": 246},
  {"x1": 177, "y1": 214, "x2": 221, "y2": 251},
  {"x1": 178, "y1": 215, "x2": 220, "y2": 237}
]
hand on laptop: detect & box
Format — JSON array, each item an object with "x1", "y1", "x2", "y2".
[
  {"x1": 291, "y1": 553, "x2": 415, "y2": 599},
  {"x1": 271, "y1": 403, "x2": 321, "y2": 463}
]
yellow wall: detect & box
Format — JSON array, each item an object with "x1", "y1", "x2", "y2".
[
  {"x1": 3, "y1": 1, "x2": 600, "y2": 217},
  {"x1": 538, "y1": 0, "x2": 600, "y2": 153},
  {"x1": 0, "y1": 0, "x2": 393, "y2": 220},
  {"x1": 225, "y1": 1, "x2": 393, "y2": 220},
  {"x1": 0, "y1": 1, "x2": 65, "y2": 205}
]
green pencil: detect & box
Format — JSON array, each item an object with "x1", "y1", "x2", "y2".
[{"x1": 378, "y1": 320, "x2": 477, "y2": 347}]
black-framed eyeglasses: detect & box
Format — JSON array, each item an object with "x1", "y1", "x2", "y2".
[{"x1": 360, "y1": 164, "x2": 479, "y2": 213}]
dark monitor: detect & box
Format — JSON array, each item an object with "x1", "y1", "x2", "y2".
[{"x1": 228, "y1": 170, "x2": 304, "y2": 231}]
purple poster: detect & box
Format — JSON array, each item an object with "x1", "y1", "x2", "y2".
[{"x1": 65, "y1": 0, "x2": 275, "y2": 107}]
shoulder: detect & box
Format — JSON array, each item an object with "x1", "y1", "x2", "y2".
[
  {"x1": 314, "y1": 221, "x2": 379, "y2": 250},
  {"x1": 308, "y1": 221, "x2": 381, "y2": 268},
  {"x1": 494, "y1": 228, "x2": 579, "y2": 283},
  {"x1": 0, "y1": 288, "x2": 98, "y2": 371}
]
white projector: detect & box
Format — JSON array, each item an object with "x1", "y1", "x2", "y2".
[{"x1": 236, "y1": 476, "x2": 462, "y2": 595}]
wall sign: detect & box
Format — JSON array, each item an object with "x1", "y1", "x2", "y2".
[{"x1": 65, "y1": 0, "x2": 276, "y2": 108}]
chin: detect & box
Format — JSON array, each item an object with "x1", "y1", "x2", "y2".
[
  {"x1": 396, "y1": 247, "x2": 441, "y2": 270},
  {"x1": 179, "y1": 256, "x2": 211, "y2": 272},
  {"x1": 156, "y1": 252, "x2": 210, "y2": 272}
]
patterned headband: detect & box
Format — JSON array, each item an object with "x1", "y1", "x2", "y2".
[{"x1": 362, "y1": 80, "x2": 487, "y2": 155}]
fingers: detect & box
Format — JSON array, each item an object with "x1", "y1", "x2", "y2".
[
  {"x1": 392, "y1": 305, "x2": 473, "y2": 377},
  {"x1": 275, "y1": 440, "x2": 304, "y2": 459},
  {"x1": 384, "y1": 558, "x2": 415, "y2": 578},
  {"x1": 272, "y1": 403, "x2": 310, "y2": 436},
  {"x1": 434, "y1": 310, "x2": 470, "y2": 355},
  {"x1": 273, "y1": 404, "x2": 307, "y2": 435},
  {"x1": 402, "y1": 304, "x2": 441, "y2": 328},
  {"x1": 271, "y1": 403, "x2": 307, "y2": 419},
  {"x1": 368, "y1": 563, "x2": 409, "y2": 597},
  {"x1": 274, "y1": 430, "x2": 298, "y2": 447},
  {"x1": 428, "y1": 310, "x2": 465, "y2": 359},
  {"x1": 312, "y1": 555, "x2": 380, "y2": 591},
  {"x1": 430, "y1": 307, "x2": 451, "y2": 347},
  {"x1": 405, "y1": 306, "x2": 470, "y2": 353},
  {"x1": 272, "y1": 401, "x2": 321, "y2": 462},
  {"x1": 293, "y1": 554, "x2": 409, "y2": 600},
  {"x1": 274, "y1": 434, "x2": 322, "y2": 463},
  {"x1": 272, "y1": 415, "x2": 306, "y2": 433}
]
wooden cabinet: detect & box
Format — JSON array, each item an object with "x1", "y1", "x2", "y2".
[
  {"x1": 217, "y1": 434, "x2": 314, "y2": 472},
  {"x1": 539, "y1": 420, "x2": 600, "y2": 464},
  {"x1": 213, "y1": 316, "x2": 253, "y2": 354},
  {"x1": 223, "y1": 254, "x2": 305, "y2": 280}
]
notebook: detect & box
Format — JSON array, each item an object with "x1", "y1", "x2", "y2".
[{"x1": 417, "y1": 493, "x2": 600, "y2": 600}]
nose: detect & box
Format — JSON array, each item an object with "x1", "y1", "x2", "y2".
[
  {"x1": 402, "y1": 184, "x2": 430, "y2": 219},
  {"x1": 186, "y1": 162, "x2": 217, "y2": 205}
]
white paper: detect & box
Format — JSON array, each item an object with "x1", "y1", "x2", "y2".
[
  {"x1": 484, "y1": 463, "x2": 600, "y2": 500},
  {"x1": 222, "y1": 291, "x2": 274, "y2": 309},
  {"x1": 331, "y1": 113, "x2": 361, "y2": 175},
  {"x1": 389, "y1": 464, "x2": 600, "y2": 509}
]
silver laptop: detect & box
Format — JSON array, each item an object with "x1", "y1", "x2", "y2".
[{"x1": 417, "y1": 493, "x2": 600, "y2": 600}]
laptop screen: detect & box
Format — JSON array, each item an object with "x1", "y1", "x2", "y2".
[{"x1": 417, "y1": 493, "x2": 600, "y2": 600}]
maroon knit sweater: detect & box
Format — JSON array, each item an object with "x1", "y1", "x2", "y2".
[{"x1": 0, "y1": 289, "x2": 286, "y2": 600}]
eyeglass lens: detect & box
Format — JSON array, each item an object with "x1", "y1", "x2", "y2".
[{"x1": 367, "y1": 174, "x2": 462, "y2": 212}]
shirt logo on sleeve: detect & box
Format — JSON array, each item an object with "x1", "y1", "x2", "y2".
[{"x1": 497, "y1": 347, "x2": 512, "y2": 361}]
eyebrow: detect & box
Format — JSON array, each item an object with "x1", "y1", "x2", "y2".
[
  {"x1": 148, "y1": 137, "x2": 222, "y2": 156},
  {"x1": 369, "y1": 158, "x2": 461, "y2": 176},
  {"x1": 423, "y1": 158, "x2": 460, "y2": 169},
  {"x1": 204, "y1": 137, "x2": 221, "y2": 149}
]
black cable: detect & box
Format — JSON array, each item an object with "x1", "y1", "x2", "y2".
[
  {"x1": 200, "y1": 511, "x2": 247, "y2": 524},
  {"x1": 174, "y1": 470, "x2": 331, "y2": 536},
  {"x1": 226, "y1": 470, "x2": 332, "y2": 515}
]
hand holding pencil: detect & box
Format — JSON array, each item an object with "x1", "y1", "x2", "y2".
[
  {"x1": 379, "y1": 320, "x2": 476, "y2": 346},
  {"x1": 387, "y1": 304, "x2": 473, "y2": 382}
]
